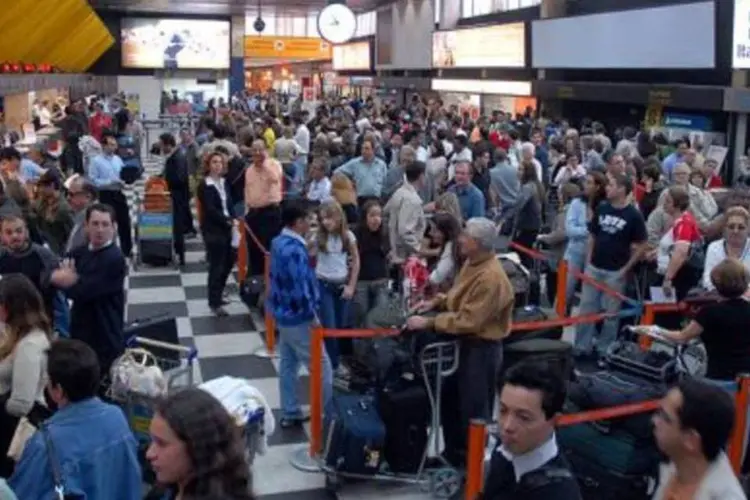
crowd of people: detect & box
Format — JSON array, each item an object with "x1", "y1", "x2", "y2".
[{"x1": 0, "y1": 88, "x2": 746, "y2": 498}]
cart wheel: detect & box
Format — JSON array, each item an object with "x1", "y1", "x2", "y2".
[
  {"x1": 430, "y1": 467, "x2": 462, "y2": 499},
  {"x1": 324, "y1": 473, "x2": 341, "y2": 495}
]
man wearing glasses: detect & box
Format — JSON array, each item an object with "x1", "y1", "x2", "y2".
[{"x1": 64, "y1": 175, "x2": 98, "y2": 253}]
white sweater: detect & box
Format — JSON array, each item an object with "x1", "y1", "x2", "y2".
[
  {"x1": 0, "y1": 329, "x2": 50, "y2": 417},
  {"x1": 702, "y1": 239, "x2": 750, "y2": 290}
]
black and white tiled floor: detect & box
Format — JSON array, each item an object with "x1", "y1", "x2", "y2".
[{"x1": 126, "y1": 160, "x2": 433, "y2": 499}]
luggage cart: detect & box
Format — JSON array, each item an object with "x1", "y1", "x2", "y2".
[
  {"x1": 322, "y1": 339, "x2": 463, "y2": 499},
  {"x1": 133, "y1": 181, "x2": 178, "y2": 271}
]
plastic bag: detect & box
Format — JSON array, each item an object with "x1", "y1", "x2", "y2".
[{"x1": 110, "y1": 348, "x2": 167, "y2": 398}]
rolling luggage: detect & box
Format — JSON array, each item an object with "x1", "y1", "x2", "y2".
[
  {"x1": 324, "y1": 394, "x2": 386, "y2": 475},
  {"x1": 140, "y1": 239, "x2": 173, "y2": 267},
  {"x1": 377, "y1": 382, "x2": 429, "y2": 473}
]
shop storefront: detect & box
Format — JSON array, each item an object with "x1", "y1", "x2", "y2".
[
  {"x1": 432, "y1": 79, "x2": 535, "y2": 120},
  {"x1": 243, "y1": 36, "x2": 332, "y2": 94}
]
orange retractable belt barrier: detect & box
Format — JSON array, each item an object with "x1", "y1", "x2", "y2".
[{"x1": 239, "y1": 221, "x2": 275, "y2": 355}]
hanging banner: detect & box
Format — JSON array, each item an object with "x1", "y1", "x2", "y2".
[{"x1": 244, "y1": 37, "x2": 332, "y2": 61}]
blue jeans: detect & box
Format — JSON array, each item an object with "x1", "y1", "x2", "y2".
[
  {"x1": 53, "y1": 291, "x2": 70, "y2": 338},
  {"x1": 574, "y1": 264, "x2": 626, "y2": 356},
  {"x1": 562, "y1": 249, "x2": 586, "y2": 314},
  {"x1": 277, "y1": 321, "x2": 333, "y2": 420},
  {"x1": 318, "y1": 279, "x2": 351, "y2": 370}
]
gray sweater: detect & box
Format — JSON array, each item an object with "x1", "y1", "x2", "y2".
[{"x1": 0, "y1": 328, "x2": 50, "y2": 417}]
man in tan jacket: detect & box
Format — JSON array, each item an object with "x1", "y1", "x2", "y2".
[{"x1": 407, "y1": 217, "x2": 514, "y2": 466}]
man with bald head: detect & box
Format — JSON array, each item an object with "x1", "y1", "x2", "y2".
[{"x1": 244, "y1": 138, "x2": 284, "y2": 277}]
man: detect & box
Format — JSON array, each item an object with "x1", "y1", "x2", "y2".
[
  {"x1": 407, "y1": 217, "x2": 515, "y2": 466},
  {"x1": 662, "y1": 137, "x2": 690, "y2": 184},
  {"x1": 160, "y1": 132, "x2": 193, "y2": 265},
  {"x1": 52, "y1": 203, "x2": 127, "y2": 375},
  {"x1": 480, "y1": 361, "x2": 582, "y2": 499},
  {"x1": 448, "y1": 134, "x2": 472, "y2": 181},
  {"x1": 179, "y1": 128, "x2": 200, "y2": 180},
  {"x1": 489, "y1": 148, "x2": 520, "y2": 222},
  {"x1": 0, "y1": 147, "x2": 44, "y2": 183},
  {"x1": 335, "y1": 137, "x2": 388, "y2": 206},
  {"x1": 652, "y1": 379, "x2": 746, "y2": 499},
  {"x1": 10, "y1": 339, "x2": 142, "y2": 499},
  {"x1": 87, "y1": 102, "x2": 112, "y2": 143},
  {"x1": 448, "y1": 161, "x2": 486, "y2": 220},
  {"x1": 244, "y1": 139, "x2": 283, "y2": 277},
  {"x1": 268, "y1": 202, "x2": 333, "y2": 428},
  {"x1": 383, "y1": 145, "x2": 416, "y2": 203},
  {"x1": 89, "y1": 132, "x2": 132, "y2": 257},
  {"x1": 275, "y1": 126, "x2": 301, "y2": 197},
  {"x1": 575, "y1": 172, "x2": 647, "y2": 363},
  {"x1": 0, "y1": 214, "x2": 59, "y2": 321},
  {"x1": 383, "y1": 161, "x2": 427, "y2": 266},
  {"x1": 65, "y1": 175, "x2": 98, "y2": 252}
]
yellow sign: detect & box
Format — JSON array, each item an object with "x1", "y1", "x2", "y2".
[{"x1": 244, "y1": 36, "x2": 332, "y2": 60}]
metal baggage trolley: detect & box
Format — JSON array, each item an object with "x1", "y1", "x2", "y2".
[
  {"x1": 133, "y1": 178, "x2": 178, "y2": 271},
  {"x1": 322, "y1": 338, "x2": 463, "y2": 499}
]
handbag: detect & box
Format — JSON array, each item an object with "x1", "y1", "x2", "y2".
[
  {"x1": 41, "y1": 426, "x2": 83, "y2": 500},
  {"x1": 7, "y1": 417, "x2": 36, "y2": 461}
]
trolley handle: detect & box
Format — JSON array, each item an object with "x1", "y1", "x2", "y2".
[{"x1": 126, "y1": 336, "x2": 199, "y2": 362}]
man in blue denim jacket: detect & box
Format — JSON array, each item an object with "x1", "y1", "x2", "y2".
[{"x1": 10, "y1": 339, "x2": 141, "y2": 500}]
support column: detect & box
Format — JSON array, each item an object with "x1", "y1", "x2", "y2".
[
  {"x1": 537, "y1": 0, "x2": 567, "y2": 118},
  {"x1": 230, "y1": 15, "x2": 246, "y2": 96}
]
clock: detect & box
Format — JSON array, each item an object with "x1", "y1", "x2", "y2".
[{"x1": 317, "y1": 3, "x2": 357, "y2": 45}]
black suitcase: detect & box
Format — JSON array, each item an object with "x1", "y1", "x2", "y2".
[
  {"x1": 505, "y1": 306, "x2": 563, "y2": 344},
  {"x1": 324, "y1": 394, "x2": 386, "y2": 475},
  {"x1": 123, "y1": 314, "x2": 180, "y2": 362},
  {"x1": 378, "y1": 382, "x2": 430, "y2": 473},
  {"x1": 501, "y1": 338, "x2": 573, "y2": 381},
  {"x1": 139, "y1": 239, "x2": 173, "y2": 267}
]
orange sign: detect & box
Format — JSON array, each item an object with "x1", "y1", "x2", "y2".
[{"x1": 244, "y1": 36, "x2": 332, "y2": 60}]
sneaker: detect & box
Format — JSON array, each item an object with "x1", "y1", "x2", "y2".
[
  {"x1": 280, "y1": 414, "x2": 310, "y2": 429},
  {"x1": 211, "y1": 306, "x2": 229, "y2": 317}
]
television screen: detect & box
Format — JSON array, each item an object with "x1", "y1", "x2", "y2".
[{"x1": 121, "y1": 18, "x2": 230, "y2": 69}]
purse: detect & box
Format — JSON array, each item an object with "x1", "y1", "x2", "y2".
[
  {"x1": 7, "y1": 417, "x2": 36, "y2": 461},
  {"x1": 41, "y1": 426, "x2": 83, "y2": 500}
]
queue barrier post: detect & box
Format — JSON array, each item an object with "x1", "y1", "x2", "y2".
[
  {"x1": 728, "y1": 374, "x2": 750, "y2": 474},
  {"x1": 290, "y1": 325, "x2": 324, "y2": 473},
  {"x1": 242, "y1": 222, "x2": 277, "y2": 359},
  {"x1": 554, "y1": 260, "x2": 568, "y2": 318},
  {"x1": 236, "y1": 219, "x2": 248, "y2": 285},
  {"x1": 639, "y1": 303, "x2": 655, "y2": 350},
  {"x1": 465, "y1": 420, "x2": 488, "y2": 500}
]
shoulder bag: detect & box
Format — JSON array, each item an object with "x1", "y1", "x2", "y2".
[{"x1": 41, "y1": 425, "x2": 83, "y2": 500}]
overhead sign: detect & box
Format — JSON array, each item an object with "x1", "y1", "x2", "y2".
[
  {"x1": 244, "y1": 36, "x2": 332, "y2": 61},
  {"x1": 432, "y1": 23, "x2": 525, "y2": 69},
  {"x1": 333, "y1": 41, "x2": 372, "y2": 71},
  {"x1": 734, "y1": 0, "x2": 750, "y2": 68}
]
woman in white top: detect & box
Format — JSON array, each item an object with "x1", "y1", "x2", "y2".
[
  {"x1": 0, "y1": 274, "x2": 53, "y2": 477},
  {"x1": 702, "y1": 206, "x2": 750, "y2": 291},
  {"x1": 423, "y1": 212, "x2": 462, "y2": 291}
]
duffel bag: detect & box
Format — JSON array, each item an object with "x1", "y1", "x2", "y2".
[
  {"x1": 604, "y1": 340, "x2": 679, "y2": 384},
  {"x1": 567, "y1": 370, "x2": 665, "y2": 440},
  {"x1": 377, "y1": 381, "x2": 429, "y2": 473},
  {"x1": 324, "y1": 394, "x2": 386, "y2": 475}
]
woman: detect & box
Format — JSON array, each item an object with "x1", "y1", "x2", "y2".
[
  {"x1": 146, "y1": 388, "x2": 254, "y2": 499},
  {"x1": 553, "y1": 153, "x2": 586, "y2": 186},
  {"x1": 507, "y1": 160, "x2": 545, "y2": 304},
  {"x1": 703, "y1": 206, "x2": 750, "y2": 291},
  {"x1": 33, "y1": 170, "x2": 74, "y2": 254},
  {"x1": 425, "y1": 212, "x2": 463, "y2": 291},
  {"x1": 433, "y1": 191, "x2": 464, "y2": 226},
  {"x1": 640, "y1": 259, "x2": 750, "y2": 382},
  {"x1": 426, "y1": 140, "x2": 448, "y2": 191},
  {"x1": 196, "y1": 152, "x2": 235, "y2": 317},
  {"x1": 659, "y1": 163, "x2": 717, "y2": 230},
  {"x1": 563, "y1": 171, "x2": 606, "y2": 310},
  {"x1": 638, "y1": 164, "x2": 664, "y2": 221},
  {"x1": 0, "y1": 274, "x2": 53, "y2": 478},
  {"x1": 657, "y1": 186, "x2": 702, "y2": 302},
  {"x1": 353, "y1": 200, "x2": 389, "y2": 327}
]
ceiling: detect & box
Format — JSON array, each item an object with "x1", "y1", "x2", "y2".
[{"x1": 88, "y1": 0, "x2": 388, "y2": 16}]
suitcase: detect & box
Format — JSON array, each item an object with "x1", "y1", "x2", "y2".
[
  {"x1": 505, "y1": 306, "x2": 563, "y2": 345},
  {"x1": 567, "y1": 371, "x2": 665, "y2": 441},
  {"x1": 604, "y1": 339, "x2": 679, "y2": 384},
  {"x1": 124, "y1": 314, "x2": 180, "y2": 362},
  {"x1": 324, "y1": 394, "x2": 386, "y2": 475},
  {"x1": 378, "y1": 382, "x2": 430, "y2": 473},
  {"x1": 140, "y1": 239, "x2": 173, "y2": 267},
  {"x1": 501, "y1": 338, "x2": 573, "y2": 381}
]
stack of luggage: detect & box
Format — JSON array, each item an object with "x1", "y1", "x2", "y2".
[{"x1": 559, "y1": 334, "x2": 681, "y2": 499}]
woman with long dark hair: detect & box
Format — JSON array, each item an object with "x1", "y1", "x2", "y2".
[
  {"x1": 353, "y1": 200, "x2": 389, "y2": 327},
  {"x1": 145, "y1": 388, "x2": 253, "y2": 499},
  {"x1": 426, "y1": 212, "x2": 463, "y2": 291},
  {"x1": 0, "y1": 274, "x2": 53, "y2": 477}
]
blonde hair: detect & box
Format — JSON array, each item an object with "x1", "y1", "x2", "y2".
[
  {"x1": 317, "y1": 200, "x2": 349, "y2": 253},
  {"x1": 435, "y1": 192, "x2": 463, "y2": 224},
  {"x1": 725, "y1": 206, "x2": 750, "y2": 225}
]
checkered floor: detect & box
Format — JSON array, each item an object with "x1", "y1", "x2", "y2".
[{"x1": 125, "y1": 160, "x2": 434, "y2": 499}]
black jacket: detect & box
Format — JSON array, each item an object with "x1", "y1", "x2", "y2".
[
  {"x1": 479, "y1": 448, "x2": 582, "y2": 500},
  {"x1": 196, "y1": 178, "x2": 234, "y2": 244}
]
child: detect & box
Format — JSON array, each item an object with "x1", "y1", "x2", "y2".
[
  {"x1": 311, "y1": 200, "x2": 360, "y2": 376},
  {"x1": 353, "y1": 200, "x2": 389, "y2": 327}
]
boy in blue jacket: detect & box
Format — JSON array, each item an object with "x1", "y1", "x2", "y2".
[{"x1": 268, "y1": 201, "x2": 333, "y2": 428}]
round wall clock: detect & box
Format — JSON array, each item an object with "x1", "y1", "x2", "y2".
[{"x1": 317, "y1": 3, "x2": 357, "y2": 45}]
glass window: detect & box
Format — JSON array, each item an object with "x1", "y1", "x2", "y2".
[
  {"x1": 307, "y1": 12, "x2": 319, "y2": 37},
  {"x1": 355, "y1": 10, "x2": 376, "y2": 37},
  {"x1": 435, "y1": 0, "x2": 441, "y2": 24},
  {"x1": 461, "y1": 0, "x2": 540, "y2": 18},
  {"x1": 462, "y1": 0, "x2": 473, "y2": 18},
  {"x1": 292, "y1": 16, "x2": 306, "y2": 37}
]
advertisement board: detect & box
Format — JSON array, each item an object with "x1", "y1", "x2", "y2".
[
  {"x1": 244, "y1": 37, "x2": 332, "y2": 61},
  {"x1": 333, "y1": 41, "x2": 372, "y2": 71},
  {"x1": 734, "y1": 0, "x2": 750, "y2": 68},
  {"x1": 121, "y1": 18, "x2": 230, "y2": 69},
  {"x1": 432, "y1": 23, "x2": 525, "y2": 69}
]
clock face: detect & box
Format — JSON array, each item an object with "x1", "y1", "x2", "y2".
[{"x1": 317, "y1": 4, "x2": 357, "y2": 45}]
